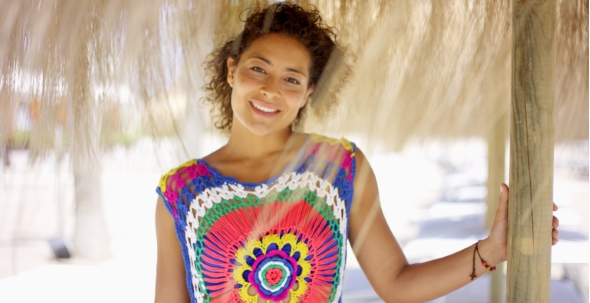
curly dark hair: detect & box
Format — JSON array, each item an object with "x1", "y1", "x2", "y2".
[{"x1": 203, "y1": 2, "x2": 340, "y2": 132}]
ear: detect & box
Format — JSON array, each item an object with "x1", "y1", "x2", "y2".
[
  {"x1": 226, "y1": 57, "x2": 236, "y2": 88},
  {"x1": 301, "y1": 84, "x2": 315, "y2": 108}
]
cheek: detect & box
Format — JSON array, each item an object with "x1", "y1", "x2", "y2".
[
  {"x1": 236, "y1": 73, "x2": 261, "y2": 89},
  {"x1": 231, "y1": 77, "x2": 258, "y2": 108},
  {"x1": 283, "y1": 88, "x2": 308, "y2": 106},
  {"x1": 233, "y1": 67, "x2": 262, "y2": 88}
]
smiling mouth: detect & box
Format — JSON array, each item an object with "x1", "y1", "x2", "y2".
[{"x1": 250, "y1": 101, "x2": 279, "y2": 113}]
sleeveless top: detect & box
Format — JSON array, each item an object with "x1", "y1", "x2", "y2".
[{"x1": 156, "y1": 134, "x2": 357, "y2": 303}]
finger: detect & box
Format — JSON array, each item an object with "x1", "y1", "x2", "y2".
[
  {"x1": 497, "y1": 183, "x2": 509, "y2": 213},
  {"x1": 501, "y1": 183, "x2": 509, "y2": 196},
  {"x1": 553, "y1": 216, "x2": 559, "y2": 228},
  {"x1": 553, "y1": 202, "x2": 558, "y2": 211},
  {"x1": 552, "y1": 228, "x2": 559, "y2": 245}
]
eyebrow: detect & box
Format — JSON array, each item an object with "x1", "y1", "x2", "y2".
[{"x1": 249, "y1": 55, "x2": 306, "y2": 77}]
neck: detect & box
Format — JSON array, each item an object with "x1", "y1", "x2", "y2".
[{"x1": 224, "y1": 122, "x2": 299, "y2": 161}]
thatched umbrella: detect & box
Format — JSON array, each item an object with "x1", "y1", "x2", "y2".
[
  {"x1": 0, "y1": 0, "x2": 221, "y2": 259},
  {"x1": 303, "y1": 0, "x2": 587, "y2": 149},
  {"x1": 1, "y1": 0, "x2": 586, "y2": 299}
]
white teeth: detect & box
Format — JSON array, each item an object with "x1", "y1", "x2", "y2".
[{"x1": 252, "y1": 102, "x2": 278, "y2": 113}]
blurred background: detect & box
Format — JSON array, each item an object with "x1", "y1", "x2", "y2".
[{"x1": 0, "y1": 0, "x2": 587, "y2": 302}]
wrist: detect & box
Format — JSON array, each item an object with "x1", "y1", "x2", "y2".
[{"x1": 478, "y1": 238, "x2": 505, "y2": 267}]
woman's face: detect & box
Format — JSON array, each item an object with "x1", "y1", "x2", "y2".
[{"x1": 227, "y1": 33, "x2": 314, "y2": 136}]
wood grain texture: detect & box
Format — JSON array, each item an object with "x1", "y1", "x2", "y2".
[{"x1": 507, "y1": 0, "x2": 555, "y2": 302}]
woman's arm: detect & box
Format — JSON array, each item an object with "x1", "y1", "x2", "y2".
[
  {"x1": 154, "y1": 197, "x2": 191, "y2": 303},
  {"x1": 348, "y1": 148, "x2": 559, "y2": 303}
]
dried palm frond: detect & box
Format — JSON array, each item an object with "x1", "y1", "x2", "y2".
[
  {"x1": 306, "y1": 0, "x2": 587, "y2": 151},
  {"x1": 0, "y1": 0, "x2": 587, "y2": 159}
]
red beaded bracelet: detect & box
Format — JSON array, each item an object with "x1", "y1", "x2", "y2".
[
  {"x1": 470, "y1": 241, "x2": 497, "y2": 281},
  {"x1": 475, "y1": 241, "x2": 497, "y2": 272}
]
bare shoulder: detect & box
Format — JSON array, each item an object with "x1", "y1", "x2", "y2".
[
  {"x1": 349, "y1": 147, "x2": 381, "y2": 236},
  {"x1": 353, "y1": 147, "x2": 369, "y2": 170},
  {"x1": 351, "y1": 147, "x2": 379, "y2": 202}
]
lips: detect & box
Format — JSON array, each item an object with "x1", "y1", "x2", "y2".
[{"x1": 249, "y1": 100, "x2": 281, "y2": 117}]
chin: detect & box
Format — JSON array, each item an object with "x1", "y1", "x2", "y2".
[
  {"x1": 244, "y1": 118, "x2": 296, "y2": 137},
  {"x1": 247, "y1": 124, "x2": 281, "y2": 137},
  {"x1": 233, "y1": 112, "x2": 295, "y2": 137}
]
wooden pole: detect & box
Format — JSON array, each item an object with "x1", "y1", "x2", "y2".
[
  {"x1": 507, "y1": 0, "x2": 555, "y2": 302},
  {"x1": 487, "y1": 111, "x2": 508, "y2": 303}
]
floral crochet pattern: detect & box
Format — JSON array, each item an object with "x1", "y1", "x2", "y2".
[
  {"x1": 156, "y1": 134, "x2": 356, "y2": 303},
  {"x1": 234, "y1": 233, "x2": 311, "y2": 302}
]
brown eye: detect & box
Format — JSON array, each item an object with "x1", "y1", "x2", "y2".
[
  {"x1": 286, "y1": 78, "x2": 300, "y2": 85},
  {"x1": 251, "y1": 67, "x2": 265, "y2": 73}
]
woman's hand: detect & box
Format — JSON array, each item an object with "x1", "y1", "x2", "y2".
[
  {"x1": 552, "y1": 203, "x2": 560, "y2": 245},
  {"x1": 485, "y1": 183, "x2": 560, "y2": 265}
]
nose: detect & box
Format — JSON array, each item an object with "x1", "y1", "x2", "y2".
[{"x1": 260, "y1": 77, "x2": 280, "y2": 99}]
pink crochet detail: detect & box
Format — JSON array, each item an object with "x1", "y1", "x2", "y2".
[
  {"x1": 341, "y1": 151, "x2": 354, "y2": 181},
  {"x1": 164, "y1": 163, "x2": 210, "y2": 216},
  {"x1": 164, "y1": 191, "x2": 179, "y2": 204},
  {"x1": 306, "y1": 140, "x2": 355, "y2": 181}
]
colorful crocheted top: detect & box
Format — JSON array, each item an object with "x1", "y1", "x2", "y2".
[{"x1": 156, "y1": 134, "x2": 357, "y2": 303}]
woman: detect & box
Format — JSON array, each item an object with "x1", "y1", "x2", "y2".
[{"x1": 155, "y1": 3, "x2": 559, "y2": 303}]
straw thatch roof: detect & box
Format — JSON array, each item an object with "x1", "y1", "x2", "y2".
[
  {"x1": 0, "y1": 0, "x2": 587, "y2": 156},
  {"x1": 305, "y1": 0, "x2": 588, "y2": 150}
]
